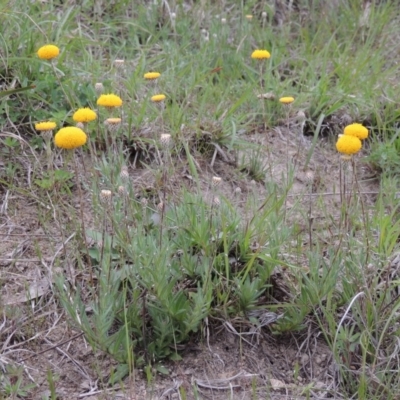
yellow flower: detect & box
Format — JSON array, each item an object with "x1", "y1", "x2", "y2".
[
  {"x1": 54, "y1": 127, "x2": 87, "y2": 150},
  {"x1": 37, "y1": 45, "x2": 60, "y2": 60},
  {"x1": 343, "y1": 123, "x2": 368, "y2": 140},
  {"x1": 35, "y1": 121, "x2": 57, "y2": 131},
  {"x1": 279, "y1": 97, "x2": 295, "y2": 104},
  {"x1": 151, "y1": 94, "x2": 166, "y2": 102},
  {"x1": 144, "y1": 72, "x2": 161, "y2": 80},
  {"x1": 251, "y1": 49, "x2": 271, "y2": 60},
  {"x1": 73, "y1": 107, "x2": 97, "y2": 123},
  {"x1": 336, "y1": 134, "x2": 362, "y2": 155},
  {"x1": 97, "y1": 94, "x2": 123, "y2": 108}
]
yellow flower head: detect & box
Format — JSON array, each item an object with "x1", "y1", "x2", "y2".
[
  {"x1": 336, "y1": 134, "x2": 362, "y2": 155},
  {"x1": 37, "y1": 45, "x2": 60, "y2": 60},
  {"x1": 35, "y1": 121, "x2": 57, "y2": 131},
  {"x1": 54, "y1": 127, "x2": 87, "y2": 150},
  {"x1": 73, "y1": 107, "x2": 97, "y2": 123},
  {"x1": 97, "y1": 94, "x2": 123, "y2": 108},
  {"x1": 343, "y1": 123, "x2": 368, "y2": 140},
  {"x1": 151, "y1": 94, "x2": 166, "y2": 102},
  {"x1": 279, "y1": 96, "x2": 295, "y2": 105},
  {"x1": 251, "y1": 49, "x2": 271, "y2": 60},
  {"x1": 144, "y1": 72, "x2": 161, "y2": 80}
]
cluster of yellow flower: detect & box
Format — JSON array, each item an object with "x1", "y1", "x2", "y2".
[
  {"x1": 336, "y1": 123, "x2": 369, "y2": 156},
  {"x1": 250, "y1": 47, "x2": 369, "y2": 157},
  {"x1": 251, "y1": 49, "x2": 295, "y2": 107},
  {"x1": 143, "y1": 71, "x2": 166, "y2": 103},
  {"x1": 35, "y1": 44, "x2": 127, "y2": 150}
]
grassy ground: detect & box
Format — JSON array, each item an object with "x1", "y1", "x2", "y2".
[{"x1": 2, "y1": 0, "x2": 400, "y2": 398}]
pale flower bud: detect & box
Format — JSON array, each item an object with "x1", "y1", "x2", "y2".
[
  {"x1": 234, "y1": 187, "x2": 242, "y2": 195},
  {"x1": 100, "y1": 190, "x2": 112, "y2": 205},
  {"x1": 114, "y1": 59, "x2": 125, "y2": 69},
  {"x1": 160, "y1": 134, "x2": 172, "y2": 149},
  {"x1": 141, "y1": 198, "x2": 148, "y2": 208},
  {"x1": 95, "y1": 82, "x2": 104, "y2": 94},
  {"x1": 212, "y1": 176, "x2": 222, "y2": 187},
  {"x1": 118, "y1": 185, "x2": 128, "y2": 196},
  {"x1": 304, "y1": 170, "x2": 314, "y2": 184},
  {"x1": 120, "y1": 166, "x2": 130, "y2": 182}
]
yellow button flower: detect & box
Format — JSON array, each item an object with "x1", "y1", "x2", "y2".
[
  {"x1": 37, "y1": 45, "x2": 60, "y2": 60},
  {"x1": 251, "y1": 49, "x2": 271, "y2": 59},
  {"x1": 336, "y1": 135, "x2": 362, "y2": 155},
  {"x1": 151, "y1": 94, "x2": 166, "y2": 102},
  {"x1": 343, "y1": 123, "x2": 368, "y2": 140},
  {"x1": 279, "y1": 97, "x2": 295, "y2": 104},
  {"x1": 35, "y1": 121, "x2": 57, "y2": 131},
  {"x1": 144, "y1": 72, "x2": 161, "y2": 80},
  {"x1": 54, "y1": 127, "x2": 87, "y2": 150},
  {"x1": 73, "y1": 107, "x2": 97, "y2": 123},
  {"x1": 97, "y1": 94, "x2": 123, "y2": 108}
]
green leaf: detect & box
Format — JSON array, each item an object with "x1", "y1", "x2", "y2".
[
  {"x1": 169, "y1": 352, "x2": 182, "y2": 361},
  {"x1": 108, "y1": 364, "x2": 130, "y2": 385},
  {"x1": 155, "y1": 364, "x2": 170, "y2": 375},
  {"x1": 0, "y1": 85, "x2": 35, "y2": 99}
]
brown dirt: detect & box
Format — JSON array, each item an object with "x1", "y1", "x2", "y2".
[{"x1": 0, "y1": 124, "x2": 378, "y2": 399}]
